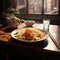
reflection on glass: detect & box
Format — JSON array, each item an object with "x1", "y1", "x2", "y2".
[
  {"x1": 44, "y1": 0, "x2": 59, "y2": 14},
  {"x1": 28, "y1": 0, "x2": 42, "y2": 14}
]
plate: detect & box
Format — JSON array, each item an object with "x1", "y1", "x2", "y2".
[{"x1": 11, "y1": 27, "x2": 47, "y2": 43}]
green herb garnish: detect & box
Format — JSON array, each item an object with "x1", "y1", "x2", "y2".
[{"x1": 14, "y1": 32, "x2": 18, "y2": 35}]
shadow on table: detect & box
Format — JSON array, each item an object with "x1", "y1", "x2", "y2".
[
  {"x1": 3, "y1": 27, "x2": 16, "y2": 32},
  {"x1": 9, "y1": 38, "x2": 48, "y2": 48}
]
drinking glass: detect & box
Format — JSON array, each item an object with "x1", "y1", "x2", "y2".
[{"x1": 43, "y1": 19, "x2": 50, "y2": 32}]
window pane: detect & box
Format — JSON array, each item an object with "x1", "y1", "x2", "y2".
[
  {"x1": 15, "y1": 0, "x2": 59, "y2": 14},
  {"x1": 15, "y1": 0, "x2": 27, "y2": 14},
  {"x1": 28, "y1": 0, "x2": 42, "y2": 14},
  {"x1": 44, "y1": 0, "x2": 59, "y2": 14}
]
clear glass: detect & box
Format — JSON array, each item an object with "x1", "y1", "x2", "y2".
[
  {"x1": 43, "y1": 19, "x2": 50, "y2": 32},
  {"x1": 44, "y1": 0, "x2": 59, "y2": 14}
]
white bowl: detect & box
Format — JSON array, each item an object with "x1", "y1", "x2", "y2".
[{"x1": 11, "y1": 27, "x2": 47, "y2": 43}]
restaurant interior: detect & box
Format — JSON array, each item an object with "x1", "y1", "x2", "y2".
[{"x1": 0, "y1": 0, "x2": 60, "y2": 59}]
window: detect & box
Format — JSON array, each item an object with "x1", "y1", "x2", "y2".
[
  {"x1": 28, "y1": 0, "x2": 42, "y2": 14},
  {"x1": 7, "y1": 0, "x2": 59, "y2": 25},
  {"x1": 44, "y1": 0, "x2": 59, "y2": 14},
  {"x1": 15, "y1": 0, "x2": 59, "y2": 15},
  {"x1": 15, "y1": 0, "x2": 26, "y2": 9},
  {"x1": 28, "y1": 0, "x2": 59, "y2": 14}
]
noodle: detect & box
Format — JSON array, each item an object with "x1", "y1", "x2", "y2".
[{"x1": 14, "y1": 28, "x2": 46, "y2": 41}]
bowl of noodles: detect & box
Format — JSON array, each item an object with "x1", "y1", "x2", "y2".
[{"x1": 11, "y1": 27, "x2": 47, "y2": 43}]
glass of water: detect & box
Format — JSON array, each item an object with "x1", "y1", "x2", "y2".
[{"x1": 43, "y1": 19, "x2": 50, "y2": 32}]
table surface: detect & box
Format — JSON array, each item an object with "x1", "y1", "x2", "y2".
[
  {"x1": 33, "y1": 23, "x2": 60, "y2": 52},
  {"x1": 0, "y1": 23, "x2": 60, "y2": 53}
]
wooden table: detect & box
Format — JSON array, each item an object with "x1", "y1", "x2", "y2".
[{"x1": 0, "y1": 23, "x2": 60, "y2": 59}]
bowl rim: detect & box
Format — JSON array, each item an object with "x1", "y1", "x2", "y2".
[{"x1": 11, "y1": 27, "x2": 47, "y2": 43}]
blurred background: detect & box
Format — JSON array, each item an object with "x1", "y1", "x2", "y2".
[{"x1": 0, "y1": 0, "x2": 60, "y2": 25}]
